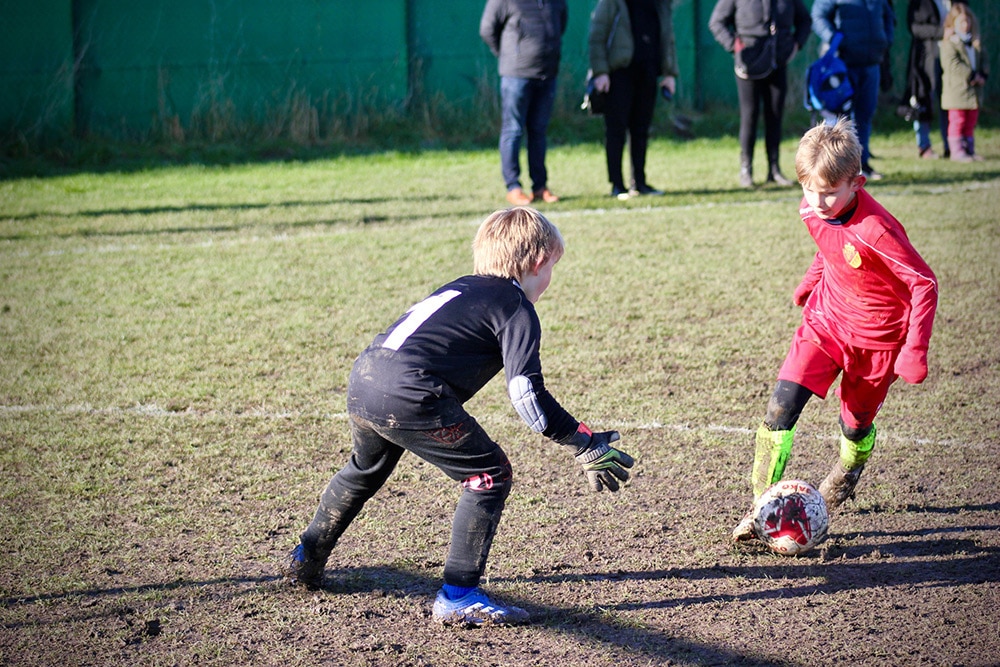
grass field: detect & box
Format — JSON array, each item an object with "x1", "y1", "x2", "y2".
[{"x1": 2, "y1": 125, "x2": 999, "y2": 666}]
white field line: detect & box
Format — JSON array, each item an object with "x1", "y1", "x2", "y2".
[
  {"x1": 3, "y1": 179, "x2": 995, "y2": 451},
  {"x1": 0, "y1": 402, "x2": 976, "y2": 447}
]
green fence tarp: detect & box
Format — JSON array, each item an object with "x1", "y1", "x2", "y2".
[{"x1": 1, "y1": 0, "x2": 995, "y2": 141}]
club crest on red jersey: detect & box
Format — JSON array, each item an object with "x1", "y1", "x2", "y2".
[{"x1": 842, "y1": 242, "x2": 862, "y2": 268}]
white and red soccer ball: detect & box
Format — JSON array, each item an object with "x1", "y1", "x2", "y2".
[{"x1": 753, "y1": 480, "x2": 829, "y2": 556}]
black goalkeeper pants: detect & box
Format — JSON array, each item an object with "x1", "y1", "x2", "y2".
[{"x1": 299, "y1": 413, "x2": 513, "y2": 589}]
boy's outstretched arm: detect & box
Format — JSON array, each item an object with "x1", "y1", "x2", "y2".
[
  {"x1": 508, "y1": 375, "x2": 634, "y2": 492},
  {"x1": 870, "y1": 230, "x2": 939, "y2": 384}
]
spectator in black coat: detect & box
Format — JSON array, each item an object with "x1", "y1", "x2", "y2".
[
  {"x1": 709, "y1": 0, "x2": 812, "y2": 188},
  {"x1": 903, "y1": 0, "x2": 950, "y2": 158}
]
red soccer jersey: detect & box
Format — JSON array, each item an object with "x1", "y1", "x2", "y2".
[{"x1": 795, "y1": 189, "x2": 938, "y2": 353}]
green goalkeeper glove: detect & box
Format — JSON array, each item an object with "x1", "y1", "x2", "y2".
[{"x1": 571, "y1": 428, "x2": 634, "y2": 492}]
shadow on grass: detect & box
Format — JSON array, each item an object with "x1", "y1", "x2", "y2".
[
  {"x1": 4, "y1": 515, "x2": 997, "y2": 667},
  {"x1": 0, "y1": 575, "x2": 277, "y2": 609},
  {"x1": 4, "y1": 166, "x2": 999, "y2": 244},
  {"x1": 0, "y1": 196, "x2": 489, "y2": 243},
  {"x1": 3, "y1": 193, "x2": 465, "y2": 223},
  {"x1": 861, "y1": 501, "x2": 1000, "y2": 515},
  {"x1": 3, "y1": 106, "x2": 999, "y2": 181},
  {"x1": 0, "y1": 567, "x2": 797, "y2": 667}
]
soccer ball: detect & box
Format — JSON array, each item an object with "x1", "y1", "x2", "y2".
[{"x1": 753, "y1": 480, "x2": 829, "y2": 556}]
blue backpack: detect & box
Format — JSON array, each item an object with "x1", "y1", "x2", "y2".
[{"x1": 804, "y1": 33, "x2": 853, "y2": 115}]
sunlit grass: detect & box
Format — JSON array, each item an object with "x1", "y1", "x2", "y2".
[{"x1": 0, "y1": 126, "x2": 998, "y2": 664}]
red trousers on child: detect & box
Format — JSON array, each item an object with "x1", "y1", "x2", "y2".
[{"x1": 948, "y1": 108, "x2": 979, "y2": 139}]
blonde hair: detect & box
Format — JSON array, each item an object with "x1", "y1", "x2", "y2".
[
  {"x1": 473, "y1": 207, "x2": 564, "y2": 280},
  {"x1": 944, "y1": 3, "x2": 980, "y2": 49},
  {"x1": 795, "y1": 117, "x2": 863, "y2": 187}
]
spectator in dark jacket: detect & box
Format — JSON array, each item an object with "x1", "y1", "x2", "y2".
[
  {"x1": 709, "y1": 0, "x2": 812, "y2": 188},
  {"x1": 588, "y1": 0, "x2": 678, "y2": 199},
  {"x1": 812, "y1": 0, "x2": 895, "y2": 179},
  {"x1": 480, "y1": 0, "x2": 567, "y2": 206},
  {"x1": 903, "y1": 0, "x2": 949, "y2": 158}
]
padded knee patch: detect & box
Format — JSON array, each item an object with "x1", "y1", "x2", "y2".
[{"x1": 839, "y1": 420, "x2": 873, "y2": 443}]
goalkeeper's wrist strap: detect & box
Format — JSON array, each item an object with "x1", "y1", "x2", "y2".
[
  {"x1": 576, "y1": 443, "x2": 611, "y2": 464},
  {"x1": 561, "y1": 422, "x2": 593, "y2": 454}
]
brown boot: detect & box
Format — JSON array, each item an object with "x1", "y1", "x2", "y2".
[
  {"x1": 532, "y1": 188, "x2": 560, "y2": 203},
  {"x1": 506, "y1": 187, "x2": 533, "y2": 205},
  {"x1": 818, "y1": 461, "x2": 865, "y2": 510}
]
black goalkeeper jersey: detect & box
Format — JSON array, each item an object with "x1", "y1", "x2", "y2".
[{"x1": 347, "y1": 274, "x2": 579, "y2": 441}]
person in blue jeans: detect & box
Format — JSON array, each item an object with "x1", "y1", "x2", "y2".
[
  {"x1": 481, "y1": 0, "x2": 567, "y2": 206},
  {"x1": 811, "y1": 0, "x2": 895, "y2": 180}
]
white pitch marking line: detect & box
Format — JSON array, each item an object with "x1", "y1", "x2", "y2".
[{"x1": 0, "y1": 402, "x2": 974, "y2": 447}]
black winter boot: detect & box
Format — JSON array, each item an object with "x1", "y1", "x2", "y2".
[
  {"x1": 767, "y1": 163, "x2": 794, "y2": 186},
  {"x1": 739, "y1": 158, "x2": 753, "y2": 188}
]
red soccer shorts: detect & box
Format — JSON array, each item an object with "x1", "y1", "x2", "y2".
[{"x1": 777, "y1": 320, "x2": 899, "y2": 431}]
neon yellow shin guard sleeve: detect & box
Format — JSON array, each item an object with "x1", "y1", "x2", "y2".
[
  {"x1": 751, "y1": 424, "x2": 796, "y2": 498},
  {"x1": 839, "y1": 424, "x2": 876, "y2": 470}
]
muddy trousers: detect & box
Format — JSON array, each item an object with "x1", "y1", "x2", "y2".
[{"x1": 299, "y1": 414, "x2": 513, "y2": 589}]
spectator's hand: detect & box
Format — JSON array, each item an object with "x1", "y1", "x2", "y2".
[
  {"x1": 788, "y1": 43, "x2": 799, "y2": 62},
  {"x1": 894, "y1": 347, "x2": 928, "y2": 384},
  {"x1": 593, "y1": 74, "x2": 611, "y2": 93},
  {"x1": 793, "y1": 283, "x2": 813, "y2": 307},
  {"x1": 575, "y1": 430, "x2": 634, "y2": 492},
  {"x1": 660, "y1": 76, "x2": 676, "y2": 96},
  {"x1": 734, "y1": 36, "x2": 745, "y2": 53}
]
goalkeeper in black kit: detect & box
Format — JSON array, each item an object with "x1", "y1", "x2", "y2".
[{"x1": 283, "y1": 206, "x2": 634, "y2": 626}]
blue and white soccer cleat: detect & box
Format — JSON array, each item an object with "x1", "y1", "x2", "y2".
[
  {"x1": 432, "y1": 587, "x2": 530, "y2": 626},
  {"x1": 283, "y1": 543, "x2": 324, "y2": 589}
]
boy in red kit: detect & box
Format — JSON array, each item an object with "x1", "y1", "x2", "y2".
[{"x1": 733, "y1": 117, "x2": 938, "y2": 542}]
